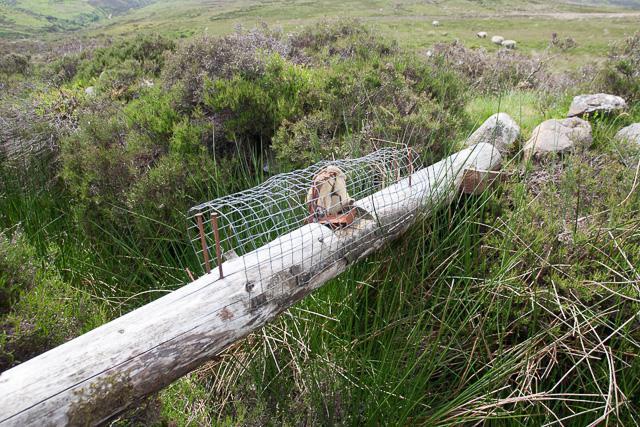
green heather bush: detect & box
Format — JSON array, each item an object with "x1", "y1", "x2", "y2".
[
  {"x1": 61, "y1": 111, "x2": 136, "y2": 228},
  {"x1": 126, "y1": 153, "x2": 211, "y2": 239},
  {"x1": 273, "y1": 55, "x2": 468, "y2": 166},
  {"x1": 124, "y1": 87, "x2": 180, "y2": 142},
  {"x1": 168, "y1": 113, "x2": 212, "y2": 156},
  {"x1": 62, "y1": 88, "x2": 184, "y2": 213},
  {"x1": 76, "y1": 34, "x2": 175, "y2": 83},
  {"x1": 0, "y1": 229, "x2": 37, "y2": 313},
  {"x1": 0, "y1": 274, "x2": 95, "y2": 371},
  {"x1": 290, "y1": 19, "x2": 398, "y2": 63},
  {"x1": 94, "y1": 59, "x2": 142, "y2": 100},
  {"x1": 61, "y1": 87, "x2": 213, "y2": 245},
  {"x1": 0, "y1": 228, "x2": 100, "y2": 371},
  {"x1": 160, "y1": 22, "x2": 468, "y2": 168},
  {"x1": 203, "y1": 54, "x2": 316, "y2": 145},
  {"x1": 162, "y1": 25, "x2": 291, "y2": 107},
  {"x1": 0, "y1": 53, "x2": 30, "y2": 75},
  {"x1": 595, "y1": 32, "x2": 640, "y2": 104},
  {"x1": 47, "y1": 55, "x2": 82, "y2": 85},
  {"x1": 273, "y1": 110, "x2": 335, "y2": 165}
]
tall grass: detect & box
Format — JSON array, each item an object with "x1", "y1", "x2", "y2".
[{"x1": 153, "y1": 99, "x2": 640, "y2": 426}]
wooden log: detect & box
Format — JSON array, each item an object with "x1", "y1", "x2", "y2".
[
  {"x1": 0, "y1": 143, "x2": 501, "y2": 426},
  {"x1": 460, "y1": 168, "x2": 505, "y2": 195}
]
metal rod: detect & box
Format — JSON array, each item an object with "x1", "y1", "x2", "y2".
[
  {"x1": 210, "y1": 212, "x2": 224, "y2": 279},
  {"x1": 408, "y1": 148, "x2": 413, "y2": 187},
  {"x1": 196, "y1": 213, "x2": 211, "y2": 274},
  {"x1": 393, "y1": 156, "x2": 399, "y2": 183}
]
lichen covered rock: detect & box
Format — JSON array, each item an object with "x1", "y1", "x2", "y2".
[
  {"x1": 465, "y1": 113, "x2": 520, "y2": 153},
  {"x1": 524, "y1": 117, "x2": 592, "y2": 159},
  {"x1": 567, "y1": 93, "x2": 626, "y2": 117},
  {"x1": 615, "y1": 123, "x2": 640, "y2": 145}
]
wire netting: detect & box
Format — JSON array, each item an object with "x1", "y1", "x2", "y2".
[{"x1": 188, "y1": 147, "x2": 421, "y2": 279}]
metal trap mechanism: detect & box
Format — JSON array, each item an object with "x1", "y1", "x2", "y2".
[{"x1": 188, "y1": 147, "x2": 419, "y2": 278}]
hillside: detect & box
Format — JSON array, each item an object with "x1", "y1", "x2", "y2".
[
  {"x1": 3, "y1": 0, "x2": 640, "y2": 69},
  {"x1": 569, "y1": 0, "x2": 640, "y2": 8},
  {"x1": 0, "y1": 0, "x2": 155, "y2": 38}
]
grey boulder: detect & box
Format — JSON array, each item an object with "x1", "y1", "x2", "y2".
[
  {"x1": 524, "y1": 117, "x2": 592, "y2": 159},
  {"x1": 567, "y1": 93, "x2": 626, "y2": 117},
  {"x1": 615, "y1": 123, "x2": 640, "y2": 145},
  {"x1": 465, "y1": 113, "x2": 520, "y2": 153}
]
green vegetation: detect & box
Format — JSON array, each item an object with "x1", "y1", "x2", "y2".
[
  {"x1": 0, "y1": 0, "x2": 155, "y2": 38},
  {"x1": 594, "y1": 32, "x2": 640, "y2": 104},
  {"x1": 2, "y1": 2, "x2": 640, "y2": 424},
  {"x1": 77, "y1": 0, "x2": 640, "y2": 70}
]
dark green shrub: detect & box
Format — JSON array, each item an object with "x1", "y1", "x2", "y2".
[
  {"x1": 594, "y1": 33, "x2": 640, "y2": 104},
  {"x1": 126, "y1": 154, "x2": 192, "y2": 237},
  {"x1": 272, "y1": 111, "x2": 336, "y2": 165},
  {"x1": 162, "y1": 25, "x2": 291, "y2": 108},
  {"x1": 60, "y1": 88, "x2": 212, "y2": 246},
  {"x1": 290, "y1": 19, "x2": 398, "y2": 63},
  {"x1": 0, "y1": 230, "x2": 101, "y2": 371},
  {"x1": 47, "y1": 55, "x2": 81, "y2": 85},
  {"x1": 94, "y1": 59, "x2": 142, "y2": 100},
  {"x1": 169, "y1": 113, "x2": 212, "y2": 156},
  {"x1": 60, "y1": 111, "x2": 138, "y2": 229},
  {"x1": 124, "y1": 87, "x2": 181, "y2": 142},
  {"x1": 0, "y1": 53, "x2": 30, "y2": 75},
  {"x1": 162, "y1": 22, "x2": 466, "y2": 168},
  {"x1": 126, "y1": 153, "x2": 210, "y2": 239},
  {"x1": 75, "y1": 34, "x2": 175, "y2": 84},
  {"x1": 203, "y1": 54, "x2": 316, "y2": 144},
  {"x1": 272, "y1": 54, "x2": 469, "y2": 167},
  {"x1": 0, "y1": 229, "x2": 37, "y2": 314}
]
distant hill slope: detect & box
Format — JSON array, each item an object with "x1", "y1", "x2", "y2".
[
  {"x1": 0, "y1": 0, "x2": 156, "y2": 38},
  {"x1": 566, "y1": 0, "x2": 640, "y2": 8},
  {"x1": 1, "y1": 0, "x2": 639, "y2": 41}
]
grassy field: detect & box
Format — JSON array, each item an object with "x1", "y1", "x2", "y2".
[
  {"x1": 2, "y1": 0, "x2": 640, "y2": 67},
  {"x1": 85, "y1": 0, "x2": 640, "y2": 68},
  {"x1": 0, "y1": 0, "x2": 152, "y2": 38}
]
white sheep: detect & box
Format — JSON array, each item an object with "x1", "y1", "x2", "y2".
[
  {"x1": 501, "y1": 40, "x2": 517, "y2": 49},
  {"x1": 491, "y1": 35, "x2": 504, "y2": 45},
  {"x1": 477, "y1": 31, "x2": 487, "y2": 38},
  {"x1": 432, "y1": 20, "x2": 440, "y2": 27}
]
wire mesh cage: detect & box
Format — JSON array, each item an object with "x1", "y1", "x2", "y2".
[{"x1": 188, "y1": 147, "x2": 420, "y2": 278}]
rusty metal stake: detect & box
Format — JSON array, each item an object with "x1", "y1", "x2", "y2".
[
  {"x1": 408, "y1": 148, "x2": 413, "y2": 187},
  {"x1": 210, "y1": 212, "x2": 224, "y2": 279},
  {"x1": 393, "y1": 156, "x2": 400, "y2": 183},
  {"x1": 196, "y1": 213, "x2": 211, "y2": 274}
]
